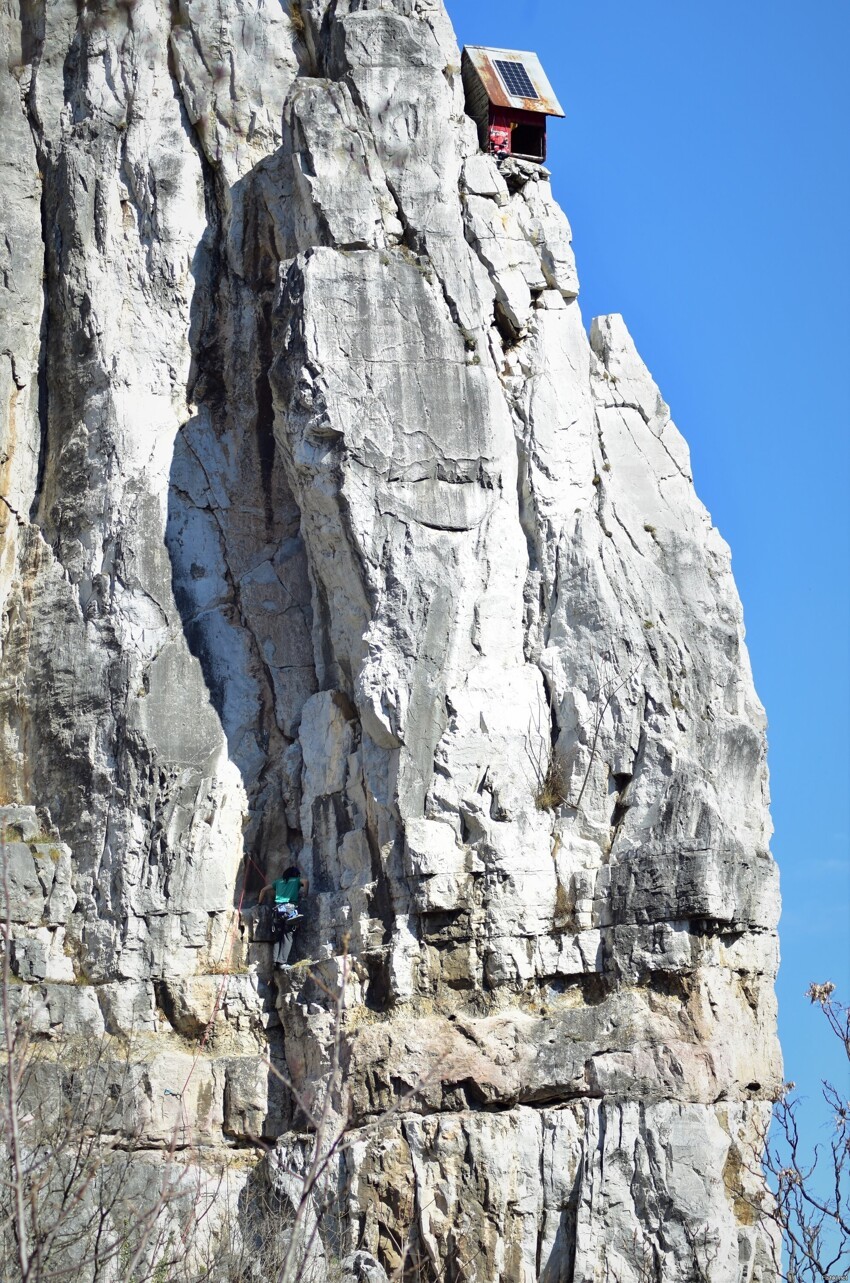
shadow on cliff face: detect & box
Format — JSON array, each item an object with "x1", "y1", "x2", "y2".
[
  {"x1": 166, "y1": 150, "x2": 317, "y2": 900},
  {"x1": 164, "y1": 146, "x2": 321, "y2": 1139}
]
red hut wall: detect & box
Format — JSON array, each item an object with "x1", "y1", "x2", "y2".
[{"x1": 488, "y1": 106, "x2": 547, "y2": 161}]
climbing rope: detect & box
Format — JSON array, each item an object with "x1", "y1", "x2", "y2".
[
  {"x1": 169, "y1": 853, "x2": 269, "y2": 1106},
  {"x1": 156, "y1": 856, "x2": 271, "y2": 1254}
]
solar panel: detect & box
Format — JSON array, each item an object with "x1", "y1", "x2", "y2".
[{"x1": 493, "y1": 59, "x2": 539, "y2": 101}]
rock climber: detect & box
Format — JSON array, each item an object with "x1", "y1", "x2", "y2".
[{"x1": 258, "y1": 865, "x2": 309, "y2": 969}]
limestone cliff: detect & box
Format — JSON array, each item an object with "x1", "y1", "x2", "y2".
[{"x1": 0, "y1": 0, "x2": 780, "y2": 1278}]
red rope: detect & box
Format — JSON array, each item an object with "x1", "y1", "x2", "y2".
[
  {"x1": 243, "y1": 853, "x2": 268, "y2": 884},
  {"x1": 176, "y1": 861, "x2": 257, "y2": 1100},
  {"x1": 171, "y1": 852, "x2": 281, "y2": 1102},
  {"x1": 158, "y1": 849, "x2": 279, "y2": 1188}
]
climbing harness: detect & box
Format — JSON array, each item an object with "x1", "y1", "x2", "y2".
[{"x1": 273, "y1": 902, "x2": 303, "y2": 931}]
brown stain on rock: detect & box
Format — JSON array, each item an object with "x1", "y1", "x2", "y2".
[{"x1": 723, "y1": 1140, "x2": 758, "y2": 1226}]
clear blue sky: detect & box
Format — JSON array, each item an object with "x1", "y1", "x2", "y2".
[{"x1": 448, "y1": 0, "x2": 850, "y2": 1113}]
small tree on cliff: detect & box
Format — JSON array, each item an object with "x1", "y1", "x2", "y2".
[
  {"x1": 756, "y1": 983, "x2": 850, "y2": 1282},
  {"x1": 0, "y1": 821, "x2": 208, "y2": 1283}
]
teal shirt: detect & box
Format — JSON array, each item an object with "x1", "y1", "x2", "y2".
[{"x1": 273, "y1": 876, "x2": 301, "y2": 906}]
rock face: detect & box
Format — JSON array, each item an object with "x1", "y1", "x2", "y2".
[{"x1": 0, "y1": 1, "x2": 780, "y2": 1279}]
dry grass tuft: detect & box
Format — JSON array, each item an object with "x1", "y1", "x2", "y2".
[
  {"x1": 289, "y1": 0, "x2": 305, "y2": 35},
  {"x1": 535, "y1": 755, "x2": 569, "y2": 811}
]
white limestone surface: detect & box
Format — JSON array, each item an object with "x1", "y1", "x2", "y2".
[{"x1": 0, "y1": 1, "x2": 779, "y2": 1278}]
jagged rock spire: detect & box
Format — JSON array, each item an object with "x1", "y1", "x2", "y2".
[{"x1": 0, "y1": 1, "x2": 779, "y2": 1278}]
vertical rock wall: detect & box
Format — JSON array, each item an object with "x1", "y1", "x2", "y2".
[{"x1": 0, "y1": 0, "x2": 780, "y2": 1278}]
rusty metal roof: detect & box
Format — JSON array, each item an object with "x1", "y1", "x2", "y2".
[{"x1": 463, "y1": 46, "x2": 565, "y2": 117}]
